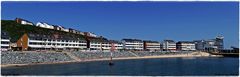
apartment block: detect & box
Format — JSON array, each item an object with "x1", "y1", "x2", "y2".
[
  {"x1": 122, "y1": 39, "x2": 144, "y2": 51},
  {"x1": 143, "y1": 40, "x2": 161, "y2": 51},
  {"x1": 162, "y1": 40, "x2": 176, "y2": 51},
  {"x1": 1, "y1": 31, "x2": 10, "y2": 51},
  {"x1": 176, "y1": 41, "x2": 196, "y2": 51},
  {"x1": 11, "y1": 33, "x2": 87, "y2": 51}
]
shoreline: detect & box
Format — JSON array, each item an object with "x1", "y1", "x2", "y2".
[{"x1": 1, "y1": 54, "x2": 223, "y2": 68}]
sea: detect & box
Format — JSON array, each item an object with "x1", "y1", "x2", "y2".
[{"x1": 1, "y1": 57, "x2": 239, "y2": 76}]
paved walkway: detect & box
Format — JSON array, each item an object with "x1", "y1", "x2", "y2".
[
  {"x1": 64, "y1": 52, "x2": 82, "y2": 61},
  {"x1": 128, "y1": 51, "x2": 139, "y2": 57}
]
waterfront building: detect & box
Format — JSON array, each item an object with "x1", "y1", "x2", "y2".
[
  {"x1": 143, "y1": 40, "x2": 161, "y2": 51},
  {"x1": 215, "y1": 35, "x2": 224, "y2": 50},
  {"x1": 122, "y1": 39, "x2": 144, "y2": 51},
  {"x1": 109, "y1": 40, "x2": 124, "y2": 51},
  {"x1": 162, "y1": 40, "x2": 176, "y2": 51},
  {"x1": 194, "y1": 35, "x2": 224, "y2": 51},
  {"x1": 1, "y1": 31, "x2": 10, "y2": 51},
  {"x1": 86, "y1": 37, "x2": 123, "y2": 51},
  {"x1": 15, "y1": 18, "x2": 34, "y2": 25},
  {"x1": 11, "y1": 33, "x2": 87, "y2": 51},
  {"x1": 36, "y1": 22, "x2": 54, "y2": 29},
  {"x1": 87, "y1": 37, "x2": 110, "y2": 50},
  {"x1": 193, "y1": 40, "x2": 205, "y2": 50},
  {"x1": 176, "y1": 41, "x2": 196, "y2": 51}
]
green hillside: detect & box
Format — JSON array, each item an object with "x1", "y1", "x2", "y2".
[{"x1": 1, "y1": 20, "x2": 85, "y2": 42}]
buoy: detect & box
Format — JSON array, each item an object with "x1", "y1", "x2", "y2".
[{"x1": 109, "y1": 62, "x2": 114, "y2": 66}]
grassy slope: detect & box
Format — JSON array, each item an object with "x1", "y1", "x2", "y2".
[{"x1": 1, "y1": 20, "x2": 85, "y2": 42}]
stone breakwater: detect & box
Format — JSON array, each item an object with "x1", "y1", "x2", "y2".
[
  {"x1": 1, "y1": 51, "x2": 74, "y2": 64},
  {"x1": 71, "y1": 51, "x2": 136, "y2": 59},
  {"x1": 1, "y1": 51, "x2": 212, "y2": 66}
]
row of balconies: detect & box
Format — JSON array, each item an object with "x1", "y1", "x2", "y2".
[
  {"x1": 29, "y1": 39, "x2": 86, "y2": 43},
  {"x1": 28, "y1": 44, "x2": 87, "y2": 48},
  {"x1": 29, "y1": 40, "x2": 86, "y2": 44}
]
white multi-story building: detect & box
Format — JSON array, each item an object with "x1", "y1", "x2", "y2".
[
  {"x1": 1, "y1": 31, "x2": 10, "y2": 51},
  {"x1": 89, "y1": 41, "x2": 110, "y2": 50},
  {"x1": 88, "y1": 38, "x2": 123, "y2": 51},
  {"x1": 15, "y1": 18, "x2": 34, "y2": 25},
  {"x1": 176, "y1": 41, "x2": 196, "y2": 51},
  {"x1": 36, "y1": 22, "x2": 54, "y2": 29},
  {"x1": 28, "y1": 33, "x2": 87, "y2": 51},
  {"x1": 122, "y1": 39, "x2": 143, "y2": 51},
  {"x1": 162, "y1": 40, "x2": 176, "y2": 51},
  {"x1": 14, "y1": 33, "x2": 87, "y2": 51},
  {"x1": 109, "y1": 40, "x2": 123, "y2": 50},
  {"x1": 143, "y1": 40, "x2": 160, "y2": 51}
]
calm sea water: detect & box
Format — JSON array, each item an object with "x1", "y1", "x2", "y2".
[{"x1": 1, "y1": 57, "x2": 239, "y2": 76}]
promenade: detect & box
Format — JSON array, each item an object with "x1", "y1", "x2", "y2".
[{"x1": 1, "y1": 51, "x2": 220, "y2": 67}]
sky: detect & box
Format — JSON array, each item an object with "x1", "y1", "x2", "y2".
[{"x1": 1, "y1": 1, "x2": 239, "y2": 48}]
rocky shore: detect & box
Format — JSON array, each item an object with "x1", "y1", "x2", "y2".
[
  {"x1": 1, "y1": 51, "x2": 217, "y2": 67},
  {"x1": 1, "y1": 51, "x2": 74, "y2": 64}
]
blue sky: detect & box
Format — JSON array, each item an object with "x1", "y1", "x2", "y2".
[{"x1": 2, "y1": 2, "x2": 239, "y2": 48}]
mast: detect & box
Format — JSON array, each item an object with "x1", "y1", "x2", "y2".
[{"x1": 109, "y1": 42, "x2": 115, "y2": 65}]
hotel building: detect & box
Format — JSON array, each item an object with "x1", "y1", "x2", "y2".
[
  {"x1": 176, "y1": 41, "x2": 196, "y2": 51},
  {"x1": 143, "y1": 40, "x2": 161, "y2": 51},
  {"x1": 162, "y1": 40, "x2": 176, "y2": 51},
  {"x1": 122, "y1": 39, "x2": 144, "y2": 51}
]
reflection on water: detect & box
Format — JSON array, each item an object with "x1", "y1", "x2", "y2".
[{"x1": 1, "y1": 57, "x2": 239, "y2": 76}]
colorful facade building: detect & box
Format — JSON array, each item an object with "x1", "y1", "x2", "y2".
[{"x1": 143, "y1": 40, "x2": 161, "y2": 51}]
